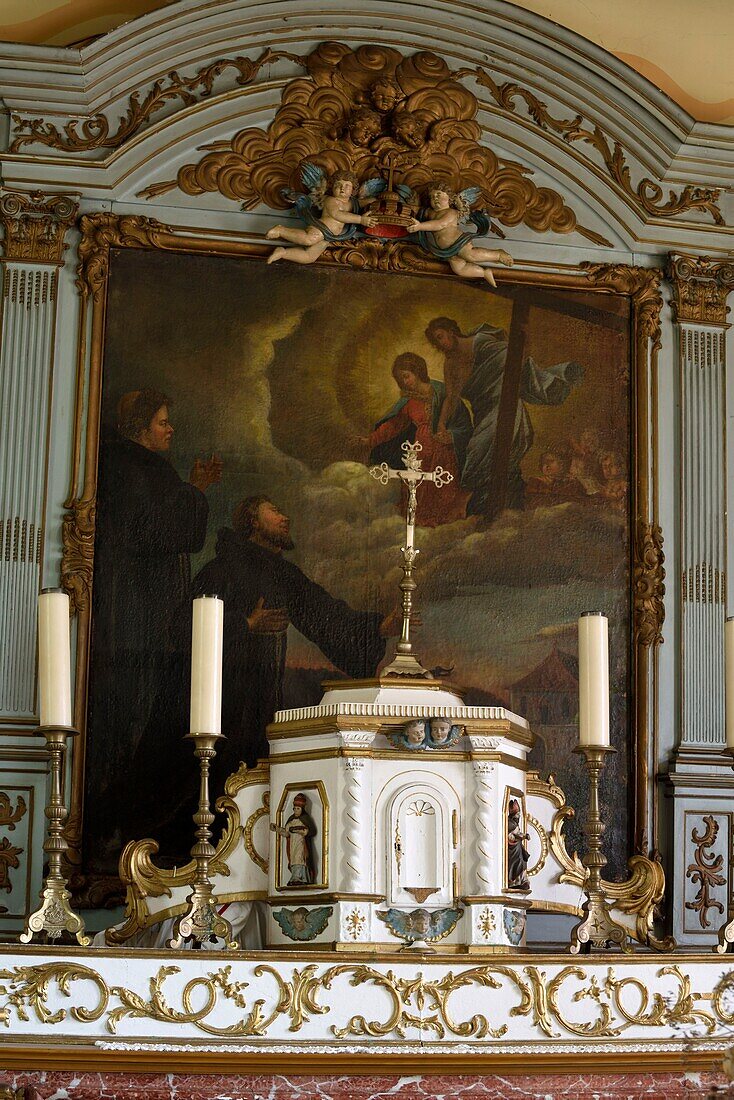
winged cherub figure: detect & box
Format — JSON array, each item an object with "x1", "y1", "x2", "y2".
[
  {"x1": 408, "y1": 180, "x2": 513, "y2": 286},
  {"x1": 266, "y1": 164, "x2": 377, "y2": 264}
]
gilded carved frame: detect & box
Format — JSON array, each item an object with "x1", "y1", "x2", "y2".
[{"x1": 60, "y1": 213, "x2": 663, "y2": 906}]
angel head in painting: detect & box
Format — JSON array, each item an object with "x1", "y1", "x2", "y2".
[
  {"x1": 266, "y1": 164, "x2": 377, "y2": 264},
  {"x1": 407, "y1": 179, "x2": 514, "y2": 286}
]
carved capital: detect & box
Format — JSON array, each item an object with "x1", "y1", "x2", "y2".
[
  {"x1": 0, "y1": 190, "x2": 78, "y2": 264},
  {"x1": 633, "y1": 520, "x2": 665, "y2": 648},
  {"x1": 667, "y1": 253, "x2": 734, "y2": 325}
]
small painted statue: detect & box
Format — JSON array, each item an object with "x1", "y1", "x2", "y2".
[
  {"x1": 506, "y1": 797, "x2": 531, "y2": 891},
  {"x1": 408, "y1": 180, "x2": 513, "y2": 286},
  {"x1": 271, "y1": 792, "x2": 317, "y2": 886},
  {"x1": 267, "y1": 164, "x2": 377, "y2": 264}
]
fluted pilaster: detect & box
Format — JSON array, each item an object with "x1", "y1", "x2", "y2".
[{"x1": 0, "y1": 192, "x2": 77, "y2": 721}]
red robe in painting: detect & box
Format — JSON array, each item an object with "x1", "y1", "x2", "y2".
[{"x1": 367, "y1": 392, "x2": 470, "y2": 526}]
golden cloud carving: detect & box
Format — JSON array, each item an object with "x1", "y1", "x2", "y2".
[{"x1": 139, "y1": 43, "x2": 610, "y2": 246}]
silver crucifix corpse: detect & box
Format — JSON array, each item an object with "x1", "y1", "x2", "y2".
[{"x1": 370, "y1": 440, "x2": 454, "y2": 678}]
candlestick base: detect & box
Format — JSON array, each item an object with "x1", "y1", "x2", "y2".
[
  {"x1": 166, "y1": 730, "x2": 237, "y2": 950},
  {"x1": 20, "y1": 724, "x2": 89, "y2": 947},
  {"x1": 167, "y1": 880, "x2": 237, "y2": 950},
  {"x1": 569, "y1": 744, "x2": 633, "y2": 954},
  {"x1": 20, "y1": 877, "x2": 90, "y2": 947},
  {"x1": 381, "y1": 650, "x2": 433, "y2": 679}
]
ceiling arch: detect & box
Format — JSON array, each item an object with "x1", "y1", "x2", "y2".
[{"x1": 0, "y1": 0, "x2": 732, "y2": 124}]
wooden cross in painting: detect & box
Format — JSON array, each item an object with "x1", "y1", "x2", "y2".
[
  {"x1": 370, "y1": 440, "x2": 454, "y2": 678},
  {"x1": 487, "y1": 285, "x2": 628, "y2": 519}
]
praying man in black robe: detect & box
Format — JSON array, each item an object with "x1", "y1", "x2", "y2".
[
  {"x1": 85, "y1": 388, "x2": 221, "y2": 873},
  {"x1": 191, "y1": 495, "x2": 389, "y2": 783}
]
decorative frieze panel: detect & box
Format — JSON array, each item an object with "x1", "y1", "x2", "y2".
[
  {"x1": 0, "y1": 786, "x2": 32, "y2": 924},
  {"x1": 0, "y1": 948, "x2": 733, "y2": 1055},
  {"x1": 684, "y1": 813, "x2": 729, "y2": 937}
]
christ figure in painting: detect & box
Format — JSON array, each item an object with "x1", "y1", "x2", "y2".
[
  {"x1": 425, "y1": 316, "x2": 584, "y2": 516},
  {"x1": 364, "y1": 352, "x2": 471, "y2": 526}
]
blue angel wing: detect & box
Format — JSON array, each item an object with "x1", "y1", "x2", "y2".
[
  {"x1": 300, "y1": 162, "x2": 326, "y2": 193},
  {"x1": 305, "y1": 906, "x2": 332, "y2": 937},
  {"x1": 360, "y1": 176, "x2": 386, "y2": 199},
  {"x1": 280, "y1": 188, "x2": 315, "y2": 218},
  {"x1": 458, "y1": 186, "x2": 483, "y2": 207},
  {"x1": 395, "y1": 182, "x2": 415, "y2": 204},
  {"x1": 469, "y1": 209, "x2": 506, "y2": 239}
]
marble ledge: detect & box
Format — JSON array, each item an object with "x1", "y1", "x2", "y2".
[{"x1": 2, "y1": 1070, "x2": 729, "y2": 1100}]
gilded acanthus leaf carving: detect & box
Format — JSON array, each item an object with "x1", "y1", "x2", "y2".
[
  {"x1": 633, "y1": 520, "x2": 665, "y2": 649},
  {"x1": 0, "y1": 959, "x2": 725, "y2": 1041},
  {"x1": 685, "y1": 815, "x2": 726, "y2": 930},
  {"x1": 582, "y1": 262, "x2": 663, "y2": 349},
  {"x1": 138, "y1": 42, "x2": 609, "y2": 247},
  {"x1": 76, "y1": 213, "x2": 175, "y2": 302},
  {"x1": 9, "y1": 49, "x2": 309, "y2": 155},
  {"x1": 0, "y1": 792, "x2": 26, "y2": 831},
  {"x1": 455, "y1": 66, "x2": 724, "y2": 225}
]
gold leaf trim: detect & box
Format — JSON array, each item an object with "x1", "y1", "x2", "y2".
[
  {"x1": 105, "y1": 789, "x2": 241, "y2": 947},
  {"x1": 137, "y1": 43, "x2": 608, "y2": 246},
  {"x1": 9, "y1": 49, "x2": 309, "y2": 155},
  {"x1": 242, "y1": 791, "x2": 270, "y2": 874}
]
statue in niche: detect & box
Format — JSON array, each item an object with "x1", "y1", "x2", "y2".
[
  {"x1": 408, "y1": 180, "x2": 513, "y2": 286},
  {"x1": 506, "y1": 797, "x2": 531, "y2": 891},
  {"x1": 273, "y1": 905, "x2": 332, "y2": 941},
  {"x1": 271, "y1": 792, "x2": 317, "y2": 886},
  {"x1": 266, "y1": 165, "x2": 377, "y2": 264}
]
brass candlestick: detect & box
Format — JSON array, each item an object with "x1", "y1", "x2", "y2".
[
  {"x1": 569, "y1": 744, "x2": 632, "y2": 954},
  {"x1": 167, "y1": 731, "x2": 236, "y2": 949},
  {"x1": 20, "y1": 725, "x2": 89, "y2": 946}
]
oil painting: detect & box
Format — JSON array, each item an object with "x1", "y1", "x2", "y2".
[{"x1": 83, "y1": 248, "x2": 631, "y2": 879}]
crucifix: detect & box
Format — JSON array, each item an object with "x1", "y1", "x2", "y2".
[{"x1": 370, "y1": 439, "x2": 454, "y2": 678}]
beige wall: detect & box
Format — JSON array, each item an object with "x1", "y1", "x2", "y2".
[{"x1": 1, "y1": 0, "x2": 731, "y2": 124}]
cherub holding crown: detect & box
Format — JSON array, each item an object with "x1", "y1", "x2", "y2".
[
  {"x1": 408, "y1": 180, "x2": 513, "y2": 286},
  {"x1": 267, "y1": 164, "x2": 377, "y2": 265}
]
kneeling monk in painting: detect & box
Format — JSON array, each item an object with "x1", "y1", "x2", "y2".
[{"x1": 192, "y1": 496, "x2": 392, "y2": 784}]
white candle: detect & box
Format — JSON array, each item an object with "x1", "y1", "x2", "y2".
[
  {"x1": 726, "y1": 617, "x2": 734, "y2": 749},
  {"x1": 190, "y1": 595, "x2": 223, "y2": 734},
  {"x1": 37, "y1": 589, "x2": 72, "y2": 727},
  {"x1": 578, "y1": 612, "x2": 610, "y2": 748}
]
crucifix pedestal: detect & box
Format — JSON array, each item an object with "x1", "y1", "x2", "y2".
[{"x1": 370, "y1": 440, "x2": 454, "y2": 678}]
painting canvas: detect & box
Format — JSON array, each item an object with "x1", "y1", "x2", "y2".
[{"x1": 83, "y1": 248, "x2": 631, "y2": 879}]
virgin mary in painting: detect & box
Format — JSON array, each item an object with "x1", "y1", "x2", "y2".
[{"x1": 366, "y1": 352, "x2": 472, "y2": 525}]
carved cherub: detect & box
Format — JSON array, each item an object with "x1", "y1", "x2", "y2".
[
  {"x1": 369, "y1": 77, "x2": 405, "y2": 114},
  {"x1": 345, "y1": 107, "x2": 383, "y2": 148},
  {"x1": 408, "y1": 180, "x2": 513, "y2": 286},
  {"x1": 266, "y1": 164, "x2": 377, "y2": 264}
]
